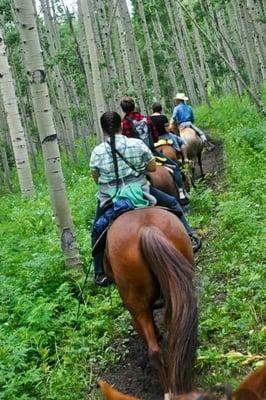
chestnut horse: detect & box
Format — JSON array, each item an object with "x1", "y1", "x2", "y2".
[
  {"x1": 147, "y1": 165, "x2": 178, "y2": 198},
  {"x1": 104, "y1": 207, "x2": 197, "y2": 395},
  {"x1": 99, "y1": 363, "x2": 266, "y2": 400},
  {"x1": 155, "y1": 144, "x2": 181, "y2": 163}
]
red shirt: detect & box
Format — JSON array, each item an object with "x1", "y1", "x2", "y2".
[{"x1": 121, "y1": 112, "x2": 159, "y2": 142}]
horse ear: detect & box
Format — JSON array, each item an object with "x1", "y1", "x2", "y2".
[{"x1": 98, "y1": 380, "x2": 140, "y2": 400}]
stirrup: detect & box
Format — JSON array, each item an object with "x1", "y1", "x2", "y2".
[
  {"x1": 190, "y1": 235, "x2": 202, "y2": 253},
  {"x1": 94, "y1": 273, "x2": 111, "y2": 287}
]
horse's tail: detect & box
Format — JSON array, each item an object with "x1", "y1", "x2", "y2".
[{"x1": 139, "y1": 225, "x2": 197, "y2": 394}]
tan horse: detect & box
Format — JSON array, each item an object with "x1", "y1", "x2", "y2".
[
  {"x1": 170, "y1": 124, "x2": 204, "y2": 180},
  {"x1": 180, "y1": 128, "x2": 203, "y2": 179}
]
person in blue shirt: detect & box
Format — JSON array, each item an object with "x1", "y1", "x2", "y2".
[{"x1": 171, "y1": 93, "x2": 215, "y2": 151}]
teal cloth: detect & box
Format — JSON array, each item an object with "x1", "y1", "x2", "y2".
[{"x1": 108, "y1": 182, "x2": 149, "y2": 207}]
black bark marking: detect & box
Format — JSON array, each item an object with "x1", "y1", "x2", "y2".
[
  {"x1": 42, "y1": 134, "x2": 57, "y2": 144},
  {"x1": 61, "y1": 228, "x2": 75, "y2": 251},
  {"x1": 31, "y1": 69, "x2": 45, "y2": 84}
]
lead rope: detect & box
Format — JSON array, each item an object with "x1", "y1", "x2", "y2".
[{"x1": 76, "y1": 256, "x2": 92, "y2": 323}]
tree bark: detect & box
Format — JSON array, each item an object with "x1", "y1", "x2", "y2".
[
  {"x1": 176, "y1": 0, "x2": 265, "y2": 114},
  {"x1": 12, "y1": 0, "x2": 81, "y2": 268},
  {"x1": 79, "y1": 0, "x2": 106, "y2": 142},
  {"x1": 0, "y1": 28, "x2": 34, "y2": 197},
  {"x1": 136, "y1": 0, "x2": 161, "y2": 102}
]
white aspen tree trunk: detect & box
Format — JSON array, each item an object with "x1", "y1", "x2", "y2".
[
  {"x1": 113, "y1": 0, "x2": 134, "y2": 94},
  {"x1": 64, "y1": 6, "x2": 95, "y2": 133},
  {"x1": 216, "y1": 9, "x2": 243, "y2": 96},
  {"x1": 202, "y1": 0, "x2": 232, "y2": 96},
  {"x1": 246, "y1": 0, "x2": 266, "y2": 81},
  {"x1": 241, "y1": 2, "x2": 260, "y2": 89},
  {"x1": 95, "y1": 0, "x2": 120, "y2": 108},
  {"x1": 136, "y1": 0, "x2": 161, "y2": 102},
  {"x1": 41, "y1": 0, "x2": 78, "y2": 162},
  {"x1": 79, "y1": 0, "x2": 106, "y2": 142},
  {"x1": 9, "y1": 51, "x2": 38, "y2": 169},
  {"x1": 0, "y1": 146, "x2": 13, "y2": 192},
  {"x1": 188, "y1": 0, "x2": 216, "y2": 93},
  {"x1": 0, "y1": 29, "x2": 34, "y2": 197},
  {"x1": 77, "y1": 0, "x2": 101, "y2": 134},
  {"x1": 177, "y1": 3, "x2": 210, "y2": 106},
  {"x1": 153, "y1": 9, "x2": 178, "y2": 96},
  {"x1": 225, "y1": 2, "x2": 244, "y2": 95},
  {"x1": 12, "y1": 0, "x2": 81, "y2": 268},
  {"x1": 110, "y1": 15, "x2": 127, "y2": 94},
  {"x1": 176, "y1": 0, "x2": 265, "y2": 114},
  {"x1": 165, "y1": 0, "x2": 198, "y2": 104},
  {"x1": 118, "y1": 0, "x2": 147, "y2": 113},
  {"x1": 88, "y1": 0, "x2": 113, "y2": 109},
  {"x1": 235, "y1": 1, "x2": 259, "y2": 95}
]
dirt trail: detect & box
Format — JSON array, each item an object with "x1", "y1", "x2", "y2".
[{"x1": 99, "y1": 139, "x2": 224, "y2": 400}]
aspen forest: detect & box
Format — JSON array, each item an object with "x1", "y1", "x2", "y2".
[{"x1": 0, "y1": 0, "x2": 265, "y2": 398}]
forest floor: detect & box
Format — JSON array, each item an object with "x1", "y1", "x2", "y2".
[{"x1": 100, "y1": 139, "x2": 225, "y2": 400}]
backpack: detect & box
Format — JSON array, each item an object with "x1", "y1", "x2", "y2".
[{"x1": 126, "y1": 116, "x2": 154, "y2": 149}]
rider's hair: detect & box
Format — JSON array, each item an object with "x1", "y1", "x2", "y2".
[
  {"x1": 120, "y1": 96, "x2": 135, "y2": 114},
  {"x1": 100, "y1": 111, "x2": 121, "y2": 192},
  {"x1": 152, "y1": 102, "x2": 162, "y2": 113}
]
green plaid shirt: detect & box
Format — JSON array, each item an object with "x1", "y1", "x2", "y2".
[{"x1": 90, "y1": 134, "x2": 153, "y2": 184}]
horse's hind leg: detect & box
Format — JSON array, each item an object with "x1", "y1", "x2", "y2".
[
  {"x1": 131, "y1": 309, "x2": 168, "y2": 393},
  {"x1": 198, "y1": 152, "x2": 204, "y2": 178}
]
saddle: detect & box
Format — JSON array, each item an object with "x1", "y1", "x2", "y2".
[
  {"x1": 92, "y1": 206, "x2": 183, "y2": 257},
  {"x1": 154, "y1": 139, "x2": 174, "y2": 147}
]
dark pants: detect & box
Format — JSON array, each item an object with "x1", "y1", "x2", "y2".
[
  {"x1": 92, "y1": 188, "x2": 193, "y2": 275},
  {"x1": 150, "y1": 187, "x2": 193, "y2": 235},
  {"x1": 91, "y1": 203, "x2": 105, "y2": 274},
  {"x1": 154, "y1": 150, "x2": 183, "y2": 188}
]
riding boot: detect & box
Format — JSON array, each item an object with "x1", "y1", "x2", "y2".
[
  {"x1": 92, "y1": 202, "x2": 111, "y2": 287},
  {"x1": 94, "y1": 251, "x2": 110, "y2": 287}
]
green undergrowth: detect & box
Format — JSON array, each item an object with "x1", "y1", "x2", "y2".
[
  {"x1": 0, "y1": 92, "x2": 265, "y2": 399},
  {"x1": 192, "y1": 91, "x2": 266, "y2": 387},
  {"x1": 0, "y1": 174, "x2": 129, "y2": 399}
]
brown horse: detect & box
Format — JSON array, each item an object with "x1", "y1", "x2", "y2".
[
  {"x1": 147, "y1": 165, "x2": 178, "y2": 198},
  {"x1": 155, "y1": 144, "x2": 181, "y2": 163},
  {"x1": 99, "y1": 364, "x2": 266, "y2": 400},
  {"x1": 104, "y1": 207, "x2": 197, "y2": 395}
]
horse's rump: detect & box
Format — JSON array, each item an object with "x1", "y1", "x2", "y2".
[
  {"x1": 104, "y1": 208, "x2": 196, "y2": 393},
  {"x1": 147, "y1": 165, "x2": 178, "y2": 198},
  {"x1": 179, "y1": 128, "x2": 202, "y2": 160},
  {"x1": 155, "y1": 144, "x2": 180, "y2": 162}
]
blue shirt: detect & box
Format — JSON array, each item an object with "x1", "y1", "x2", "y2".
[{"x1": 172, "y1": 103, "x2": 195, "y2": 125}]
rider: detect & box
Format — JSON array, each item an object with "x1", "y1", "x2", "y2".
[
  {"x1": 120, "y1": 96, "x2": 188, "y2": 203},
  {"x1": 171, "y1": 93, "x2": 215, "y2": 151},
  {"x1": 90, "y1": 111, "x2": 201, "y2": 286},
  {"x1": 150, "y1": 102, "x2": 189, "y2": 161}
]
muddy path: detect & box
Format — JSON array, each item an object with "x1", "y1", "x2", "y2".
[{"x1": 99, "y1": 139, "x2": 224, "y2": 400}]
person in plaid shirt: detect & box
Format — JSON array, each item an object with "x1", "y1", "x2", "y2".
[{"x1": 90, "y1": 111, "x2": 201, "y2": 287}]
